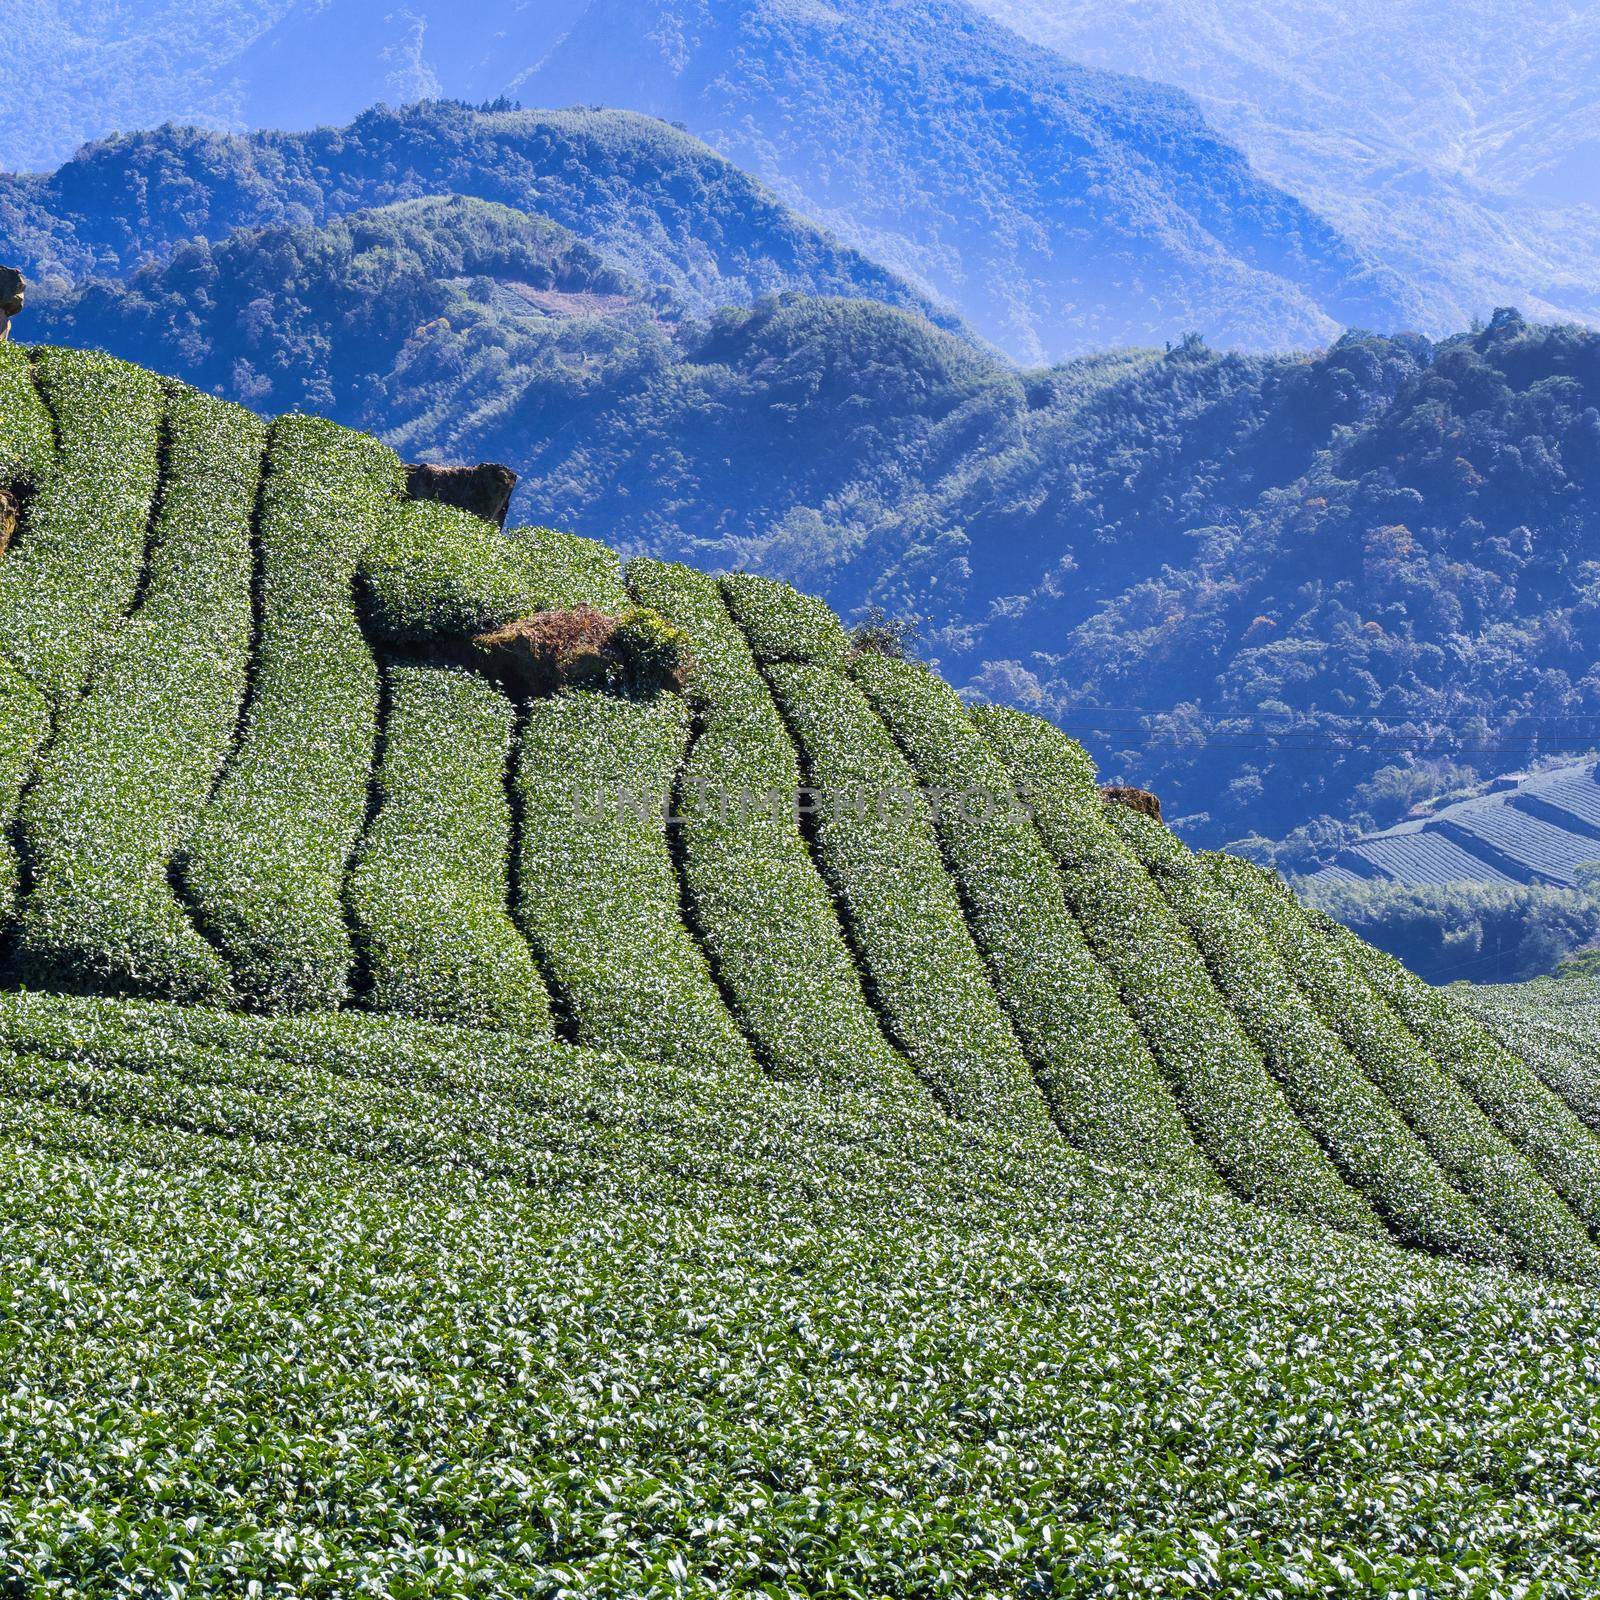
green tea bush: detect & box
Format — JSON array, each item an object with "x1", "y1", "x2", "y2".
[
  {"x1": 1320, "y1": 916, "x2": 1600, "y2": 1232},
  {"x1": 851, "y1": 651, "x2": 1211, "y2": 1178},
  {"x1": 764, "y1": 662, "x2": 1050, "y2": 1135},
  {"x1": 0, "y1": 342, "x2": 53, "y2": 486},
  {"x1": 0, "y1": 665, "x2": 50, "y2": 933},
  {"x1": 359, "y1": 499, "x2": 546, "y2": 644},
  {"x1": 182, "y1": 415, "x2": 404, "y2": 1013},
  {"x1": 513, "y1": 690, "x2": 756, "y2": 1076},
  {"x1": 11, "y1": 389, "x2": 264, "y2": 1004},
  {"x1": 1465, "y1": 982, "x2": 1600, "y2": 1131},
  {"x1": 0, "y1": 346, "x2": 162, "y2": 710},
  {"x1": 721, "y1": 571, "x2": 851, "y2": 666},
  {"x1": 1213, "y1": 853, "x2": 1600, "y2": 1282},
  {"x1": 976, "y1": 706, "x2": 1374, "y2": 1231},
  {"x1": 1107, "y1": 805, "x2": 1505, "y2": 1262},
  {"x1": 627, "y1": 558, "x2": 924, "y2": 1097},
  {"x1": 347, "y1": 664, "x2": 552, "y2": 1033},
  {"x1": 503, "y1": 523, "x2": 629, "y2": 611},
  {"x1": 6, "y1": 988, "x2": 1600, "y2": 1594}
]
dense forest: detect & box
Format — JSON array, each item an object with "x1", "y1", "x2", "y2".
[
  {"x1": 26, "y1": 173, "x2": 1600, "y2": 861},
  {"x1": 1, "y1": 103, "x2": 950, "y2": 331}
]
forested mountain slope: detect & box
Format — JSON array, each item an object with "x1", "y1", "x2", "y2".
[
  {"x1": 1, "y1": 2, "x2": 1419, "y2": 360},
  {"x1": 974, "y1": 0, "x2": 1600, "y2": 336},
  {"x1": 516, "y1": 0, "x2": 1419, "y2": 360},
  {"x1": 30, "y1": 183, "x2": 1600, "y2": 857},
  {"x1": 0, "y1": 103, "x2": 952, "y2": 332}
]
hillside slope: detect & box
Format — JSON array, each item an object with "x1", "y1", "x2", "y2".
[
  {"x1": 973, "y1": 0, "x2": 1600, "y2": 334},
  {"x1": 7, "y1": 342, "x2": 1600, "y2": 1589},
  {"x1": 0, "y1": 2, "x2": 1420, "y2": 360},
  {"x1": 517, "y1": 0, "x2": 1419, "y2": 360},
  {"x1": 7, "y1": 341, "x2": 1600, "y2": 1289},
  {"x1": 33, "y1": 197, "x2": 1600, "y2": 856},
  {"x1": 0, "y1": 103, "x2": 953, "y2": 333}
]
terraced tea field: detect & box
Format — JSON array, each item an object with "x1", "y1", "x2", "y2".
[{"x1": 6, "y1": 343, "x2": 1600, "y2": 1592}]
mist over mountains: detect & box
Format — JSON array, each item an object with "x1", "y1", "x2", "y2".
[{"x1": 5, "y1": 0, "x2": 1417, "y2": 359}]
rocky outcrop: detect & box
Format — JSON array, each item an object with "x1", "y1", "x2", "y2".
[
  {"x1": 1101, "y1": 784, "x2": 1162, "y2": 822},
  {"x1": 404, "y1": 461, "x2": 517, "y2": 528},
  {"x1": 0, "y1": 266, "x2": 24, "y2": 341},
  {"x1": 0, "y1": 488, "x2": 18, "y2": 558}
]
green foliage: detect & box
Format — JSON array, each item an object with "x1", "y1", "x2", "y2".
[
  {"x1": 513, "y1": 691, "x2": 756, "y2": 1077},
  {"x1": 608, "y1": 605, "x2": 693, "y2": 696},
  {"x1": 0, "y1": 343, "x2": 53, "y2": 486},
  {"x1": 347, "y1": 665, "x2": 551, "y2": 1034},
  {"x1": 626, "y1": 557, "x2": 923, "y2": 1097},
  {"x1": 1300, "y1": 875, "x2": 1600, "y2": 984},
  {"x1": 1324, "y1": 918, "x2": 1600, "y2": 1233},
  {"x1": 1213, "y1": 853, "x2": 1600, "y2": 1281},
  {"x1": 0, "y1": 346, "x2": 162, "y2": 711},
  {"x1": 0, "y1": 666, "x2": 50, "y2": 933},
  {"x1": 11, "y1": 387, "x2": 264, "y2": 1004},
  {"x1": 182, "y1": 415, "x2": 404, "y2": 1013},
  {"x1": 1466, "y1": 979, "x2": 1600, "y2": 1132},
  {"x1": 851, "y1": 651, "x2": 1211, "y2": 1179},
  {"x1": 763, "y1": 661, "x2": 1051, "y2": 1136},
  {"x1": 359, "y1": 498, "x2": 546, "y2": 645},
  {"x1": 1107, "y1": 804, "x2": 1506, "y2": 1263},
  {"x1": 719, "y1": 572, "x2": 852, "y2": 667},
  {"x1": 976, "y1": 706, "x2": 1374, "y2": 1233},
  {"x1": 847, "y1": 605, "x2": 922, "y2": 661},
  {"x1": 6, "y1": 987, "x2": 1600, "y2": 1592},
  {"x1": 504, "y1": 524, "x2": 628, "y2": 611}
]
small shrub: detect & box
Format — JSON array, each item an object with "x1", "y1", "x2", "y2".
[
  {"x1": 473, "y1": 603, "x2": 690, "y2": 698},
  {"x1": 848, "y1": 605, "x2": 921, "y2": 660}
]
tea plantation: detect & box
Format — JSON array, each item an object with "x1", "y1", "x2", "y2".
[{"x1": 6, "y1": 343, "x2": 1600, "y2": 1593}]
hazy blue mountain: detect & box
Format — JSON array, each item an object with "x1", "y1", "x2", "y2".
[
  {"x1": 0, "y1": 103, "x2": 956, "y2": 331},
  {"x1": 1, "y1": 0, "x2": 1421, "y2": 360},
  {"x1": 27, "y1": 180, "x2": 1599, "y2": 861},
  {"x1": 513, "y1": 0, "x2": 1422, "y2": 361},
  {"x1": 973, "y1": 0, "x2": 1600, "y2": 334}
]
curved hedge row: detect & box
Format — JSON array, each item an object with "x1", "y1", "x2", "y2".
[
  {"x1": 1323, "y1": 917, "x2": 1600, "y2": 1232},
  {"x1": 0, "y1": 665, "x2": 50, "y2": 935},
  {"x1": 360, "y1": 501, "x2": 546, "y2": 646},
  {"x1": 1467, "y1": 1002, "x2": 1600, "y2": 1132},
  {"x1": 513, "y1": 690, "x2": 756, "y2": 1077},
  {"x1": 183, "y1": 416, "x2": 404, "y2": 1013},
  {"x1": 505, "y1": 525, "x2": 629, "y2": 612},
  {"x1": 0, "y1": 347, "x2": 162, "y2": 711},
  {"x1": 721, "y1": 573, "x2": 851, "y2": 667},
  {"x1": 348, "y1": 664, "x2": 552, "y2": 1034},
  {"x1": 1211, "y1": 854, "x2": 1600, "y2": 1282},
  {"x1": 762, "y1": 662, "x2": 1050, "y2": 1135},
  {"x1": 0, "y1": 343, "x2": 53, "y2": 487},
  {"x1": 12, "y1": 389, "x2": 264, "y2": 1004},
  {"x1": 975, "y1": 707, "x2": 1375, "y2": 1232},
  {"x1": 1106, "y1": 805, "x2": 1506, "y2": 1263},
  {"x1": 626, "y1": 558, "x2": 923, "y2": 1098},
  {"x1": 851, "y1": 652, "x2": 1212, "y2": 1178}
]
